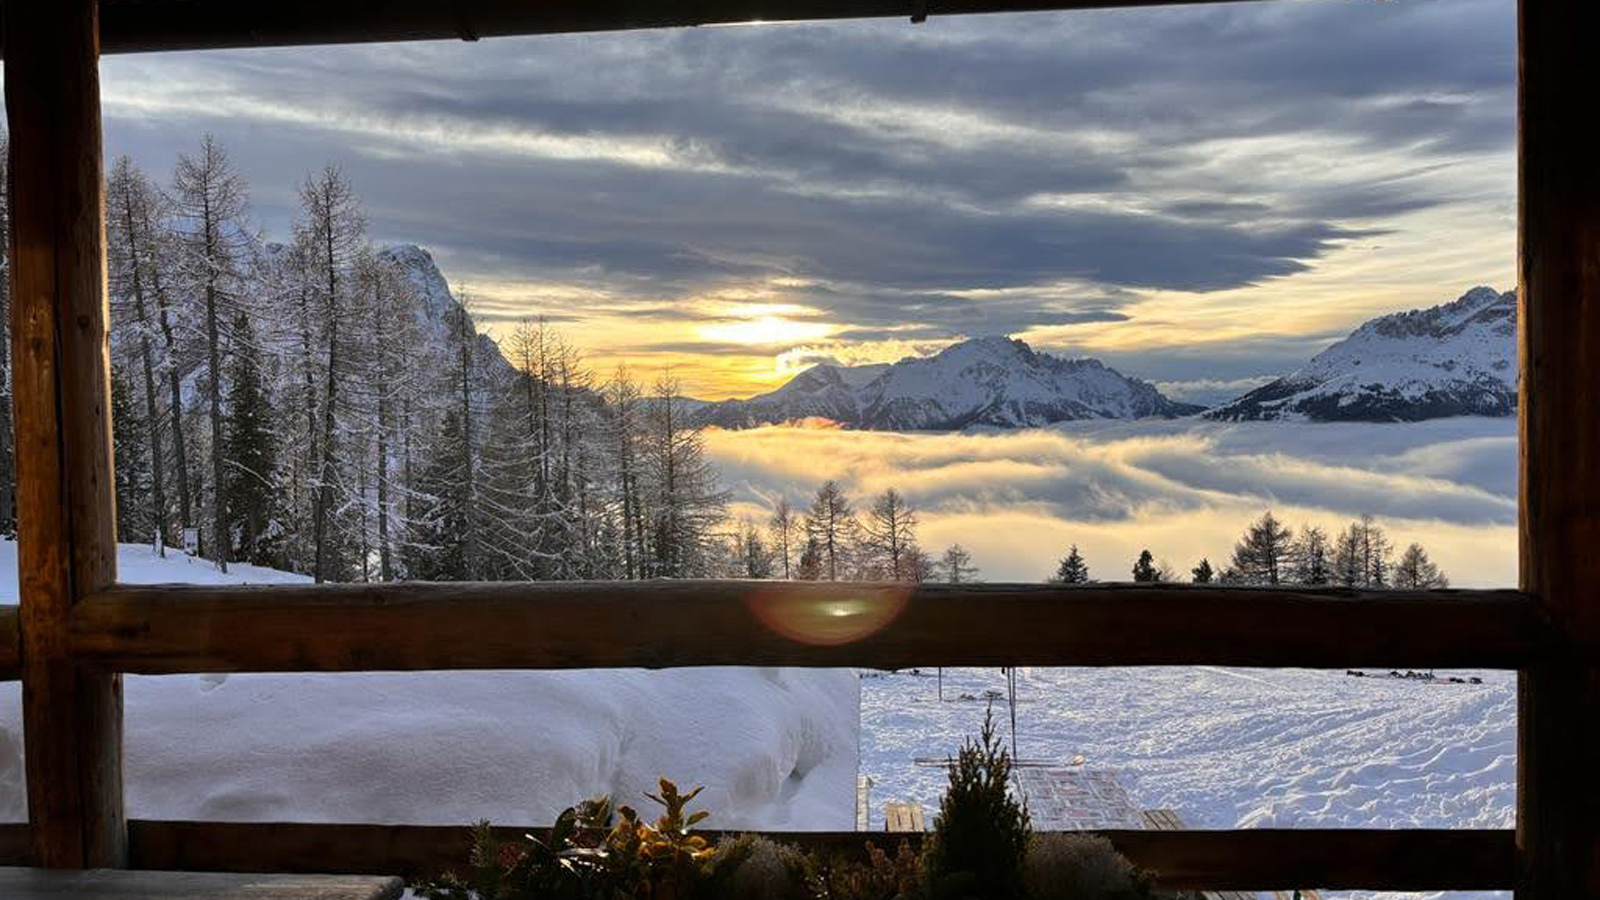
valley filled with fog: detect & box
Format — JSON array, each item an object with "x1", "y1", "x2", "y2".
[{"x1": 708, "y1": 416, "x2": 1516, "y2": 587}]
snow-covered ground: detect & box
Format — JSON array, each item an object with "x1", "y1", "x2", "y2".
[
  {"x1": 861, "y1": 666, "x2": 1513, "y2": 900},
  {"x1": 0, "y1": 543, "x2": 861, "y2": 831},
  {"x1": 0, "y1": 542, "x2": 1514, "y2": 899}
]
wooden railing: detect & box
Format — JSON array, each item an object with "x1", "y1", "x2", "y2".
[
  {"x1": 4, "y1": 0, "x2": 1596, "y2": 894},
  {"x1": 0, "y1": 580, "x2": 1544, "y2": 889}
]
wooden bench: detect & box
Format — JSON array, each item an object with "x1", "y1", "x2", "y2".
[
  {"x1": 884, "y1": 800, "x2": 926, "y2": 832},
  {"x1": 0, "y1": 867, "x2": 402, "y2": 899}
]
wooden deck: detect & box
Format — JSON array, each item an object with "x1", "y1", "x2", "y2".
[{"x1": 0, "y1": 868, "x2": 402, "y2": 899}]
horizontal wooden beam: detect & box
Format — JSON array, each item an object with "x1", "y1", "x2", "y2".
[
  {"x1": 72, "y1": 581, "x2": 1544, "y2": 673},
  {"x1": 92, "y1": 0, "x2": 1271, "y2": 54},
  {"x1": 0, "y1": 607, "x2": 19, "y2": 680},
  {"x1": 120, "y1": 820, "x2": 1513, "y2": 891}
]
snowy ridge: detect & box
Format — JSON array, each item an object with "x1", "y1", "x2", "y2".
[
  {"x1": 696, "y1": 336, "x2": 1201, "y2": 430},
  {"x1": 1208, "y1": 286, "x2": 1516, "y2": 422},
  {"x1": 378, "y1": 244, "x2": 515, "y2": 380}
]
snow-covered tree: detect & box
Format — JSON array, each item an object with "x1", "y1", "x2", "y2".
[
  {"x1": 294, "y1": 165, "x2": 367, "y2": 582},
  {"x1": 644, "y1": 373, "x2": 726, "y2": 577},
  {"x1": 171, "y1": 135, "x2": 253, "y2": 571},
  {"x1": 107, "y1": 156, "x2": 175, "y2": 551}
]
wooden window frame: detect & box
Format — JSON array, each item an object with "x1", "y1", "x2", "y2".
[{"x1": 1, "y1": 0, "x2": 1594, "y2": 894}]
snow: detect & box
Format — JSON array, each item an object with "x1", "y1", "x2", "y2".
[
  {"x1": 0, "y1": 543, "x2": 861, "y2": 831},
  {"x1": 699, "y1": 336, "x2": 1195, "y2": 430},
  {"x1": 861, "y1": 666, "x2": 1513, "y2": 900},
  {"x1": 0, "y1": 542, "x2": 1517, "y2": 900},
  {"x1": 1210, "y1": 287, "x2": 1516, "y2": 421}
]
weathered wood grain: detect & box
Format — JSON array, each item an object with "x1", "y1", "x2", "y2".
[
  {"x1": 1516, "y1": 0, "x2": 1600, "y2": 896},
  {"x1": 71, "y1": 581, "x2": 1543, "y2": 673},
  {"x1": 0, "y1": 606, "x2": 20, "y2": 680},
  {"x1": 0, "y1": 867, "x2": 402, "y2": 900},
  {"x1": 3, "y1": 0, "x2": 127, "y2": 868},
  {"x1": 122, "y1": 820, "x2": 1513, "y2": 891}
]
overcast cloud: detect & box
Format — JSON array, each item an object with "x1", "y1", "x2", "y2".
[{"x1": 88, "y1": 0, "x2": 1516, "y2": 396}]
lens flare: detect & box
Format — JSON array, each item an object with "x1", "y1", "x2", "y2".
[{"x1": 745, "y1": 583, "x2": 912, "y2": 646}]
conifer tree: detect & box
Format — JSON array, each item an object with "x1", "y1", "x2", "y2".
[
  {"x1": 795, "y1": 535, "x2": 825, "y2": 581},
  {"x1": 405, "y1": 410, "x2": 472, "y2": 581},
  {"x1": 1394, "y1": 542, "x2": 1449, "y2": 589},
  {"x1": 1051, "y1": 545, "x2": 1090, "y2": 583},
  {"x1": 924, "y1": 706, "x2": 1031, "y2": 900},
  {"x1": 740, "y1": 522, "x2": 774, "y2": 578},
  {"x1": 768, "y1": 496, "x2": 798, "y2": 580},
  {"x1": 295, "y1": 165, "x2": 367, "y2": 582},
  {"x1": 1332, "y1": 516, "x2": 1394, "y2": 588},
  {"x1": 172, "y1": 134, "x2": 252, "y2": 571},
  {"x1": 941, "y1": 544, "x2": 978, "y2": 584},
  {"x1": 1132, "y1": 549, "x2": 1159, "y2": 582},
  {"x1": 107, "y1": 156, "x2": 172, "y2": 552},
  {"x1": 1191, "y1": 558, "x2": 1214, "y2": 584},
  {"x1": 1228, "y1": 511, "x2": 1294, "y2": 585},
  {"x1": 805, "y1": 480, "x2": 856, "y2": 581},
  {"x1": 111, "y1": 368, "x2": 152, "y2": 544},
  {"x1": 221, "y1": 311, "x2": 281, "y2": 567},
  {"x1": 863, "y1": 487, "x2": 919, "y2": 580},
  {"x1": 1291, "y1": 525, "x2": 1331, "y2": 586},
  {"x1": 645, "y1": 373, "x2": 726, "y2": 577}
]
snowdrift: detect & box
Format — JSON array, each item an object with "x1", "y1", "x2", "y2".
[{"x1": 0, "y1": 543, "x2": 860, "y2": 829}]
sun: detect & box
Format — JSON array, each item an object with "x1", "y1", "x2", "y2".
[{"x1": 700, "y1": 315, "x2": 834, "y2": 345}]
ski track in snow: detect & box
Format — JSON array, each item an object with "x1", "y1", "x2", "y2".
[{"x1": 861, "y1": 666, "x2": 1514, "y2": 900}]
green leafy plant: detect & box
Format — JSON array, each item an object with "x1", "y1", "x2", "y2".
[
  {"x1": 417, "y1": 779, "x2": 717, "y2": 900},
  {"x1": 922, "y1": 704, "x2": 1031, "y2": 900}
]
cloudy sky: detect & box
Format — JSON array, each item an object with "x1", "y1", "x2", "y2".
[{"x1": 97, "y1": 0, "x2": 1515, "y2": 400}]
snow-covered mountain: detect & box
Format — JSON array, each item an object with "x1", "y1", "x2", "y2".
[
  {"x1": 693, "y1": 336, "x2": 1201, "y2": 430},
  {"x1": 378, "y1": 244, "x2": 514, "y2": 379},
  {"x1": 1208, "y1": 286, "x2": 1516, "y2": 422}
]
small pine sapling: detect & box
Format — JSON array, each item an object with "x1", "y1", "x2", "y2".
[{"x1": 923, "y1": 704, "x2": 1032, "y2": 900}]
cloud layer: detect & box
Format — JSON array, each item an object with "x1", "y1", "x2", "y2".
[{"x1": 706, "y1": 417, "x2": 1516, "y2": 586}]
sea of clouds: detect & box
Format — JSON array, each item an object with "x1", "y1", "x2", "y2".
[{"x1": 705, "y1": 417, "x2": 1517, "y2": 587}]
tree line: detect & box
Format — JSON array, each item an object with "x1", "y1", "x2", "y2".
[
  {"x1": 0, "y1": 134, "x2": 1467, "y2": 593},
  {"x1": 1047, "y1": 511, "x2": 1450, "y2": 589},
  {"x1": 0, "y1": 135, "x2": 735, "y2": 583},
  {"x1": 725, "y1": 480, "x2": 978, "y2": 584}
]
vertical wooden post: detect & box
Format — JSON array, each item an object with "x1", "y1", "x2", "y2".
[
  {"x1": 1517, "y1": 0, "x2": 1600, "y2": 895},
  {"x1": 3, "y1": 0, "x2": 128, "y2": 868}
]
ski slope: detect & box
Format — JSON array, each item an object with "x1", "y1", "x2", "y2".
[{"x1": 861, "y1": 666, "x2": 1513, "y2": 900}]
